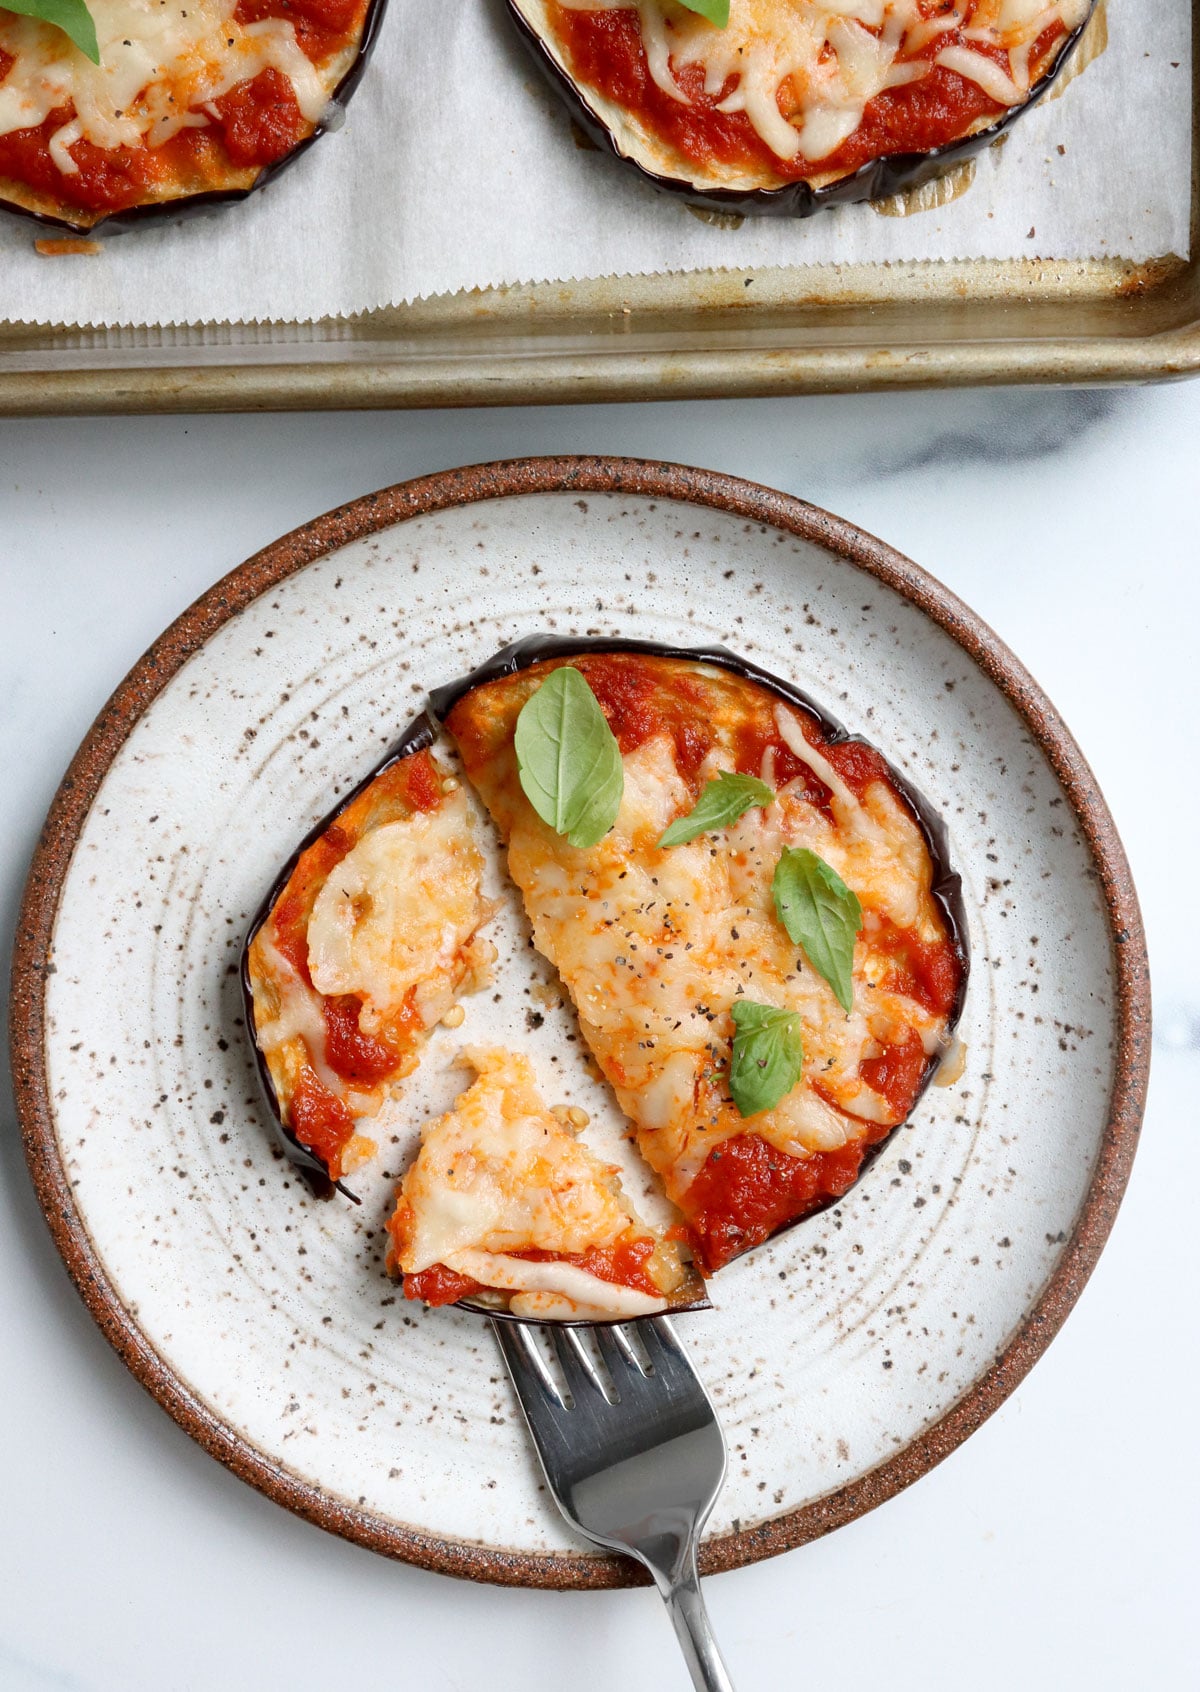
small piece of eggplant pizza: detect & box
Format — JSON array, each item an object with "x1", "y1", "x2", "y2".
[
  {"x1": 0, "y1": 0, "x2": 384, "y2": 231},
  {"x1": 244, "y1": 637, "x2": 968, "y2": 1324},
  {"x1": 387, "y1": 1048, "x2": 707, "y2": 1322},
  {"x1": 504, "y1": 0, "x2": 1095, "y2": 214}
]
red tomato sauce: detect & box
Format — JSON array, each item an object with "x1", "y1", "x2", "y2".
[
  {"x1": 858, "y1": 1027, "x2": 929, "y2": 1117},
  {"x1": 289, "y1": 1063, "x2": 357, "y2": 1175},
  {"x1": 403, "y1": 1262, "x2": 481, "y2": 1307},
  {"x1": 0, "y1": 106, "x2": 164, "y2": 214},
  {"x1": 0, "y1": 0, "x2": 368, "y2": 211},
  {"x1": 321, "y1": 992, "x2": 416, "y2": 1085},
  {"x1": 211, "y1": 68, "x2": 308, "y2": 171},
  {"x1": 871, "y1": 914, "x2": 961, "y2": 1016},
  {"x1": 563, "y1": 1237, "x2": 663, "y2": 1297},
  {"x1": 730, "y1": 715, "x2": 832, "y2": 808},
  {"x1": 403, "y1": 1237, "x2": 664, "y2": 1307},
  {"x1": 577, "y1": 654, "x2": 717, "y2": 778},
  {"x1": 573, "y1": 651, "x2": 897, "y2": 811},
  {"x1": 234, "y1": 0, "x2": 365, "y2": 61},
  {"x1": 0, "y1": 75, "x2": 302, "y2": 213},
  {"x1": 547, "y1": 4, "x2": 1067, "y2": 183},
  {"x1": 395, "y1": 748, "x2": 445, "y2": 813},
  {"x1": 683, "y1": 1130, "x2": 878, "y2": 1274},
  {"x1": 569, "y1": 653, "x2": 850, "y2": 801}
]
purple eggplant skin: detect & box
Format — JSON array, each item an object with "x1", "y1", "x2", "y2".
[
  {"x1": 504, "y1": 0, "x2": 1095, "y2": 217},
  {"x1": 0, "y1": 0, "x2": 388, "y2": 237},
  {"x1": 243, "y1": 634, "x2": 968, "y2": 1280}
]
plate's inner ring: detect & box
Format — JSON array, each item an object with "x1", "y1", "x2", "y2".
[{"x1": 18, "y1": 464, "x2": 1143, "y2": 1589}]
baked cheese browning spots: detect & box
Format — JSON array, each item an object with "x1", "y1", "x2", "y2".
[
  {"x1": 0, "y1": 0, "x2": 371, "y2": 223},
  {"x1": 547, "y1": 1, "x2": 1090, "y2": 188},
  {"x1": 446, "y1": 652, "x2": 965, "y2": 1275},
  {"x1": 246, "y1": 749, "x2": 497, "y2": 1182},
  {"x1": 386, "y1": 1048, "x2": 695, "y2": 1320}
]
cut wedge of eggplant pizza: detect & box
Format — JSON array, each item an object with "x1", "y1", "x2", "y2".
[
  {"x1": 507, "y1": 0, "x2": 1096, "y2": 214},
  {"x1": 244, "y1": 637, "x2": 968, "y2": 1324}
]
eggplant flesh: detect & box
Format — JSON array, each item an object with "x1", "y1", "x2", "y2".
[
  {"x1": 241, "y1": 633, "x2": 968, "y2": 1314},
  {"x1": 458, "y1": 1272, "x2": 711, "y2": 1326},
  {"x1": 504, "y1": 0, "x2": 1096, "y2": 216},
  {"x1": 0, "y1": 0, "x2": 388, "y2": 236}
]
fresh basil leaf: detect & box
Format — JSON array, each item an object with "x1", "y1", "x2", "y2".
[
  {"x1": 678, "y1": 0, "x2": 730, "y2": 26},
  {"x1": 657, "y1": 770, "x2": 774, "y2": 848},
  {"x1": 514, "y1": 665, "x2": 624, "y2": 849},
  {"x1": 728, "y1": 999, "x2": 804, "y2": 1118},
  {"x1": 772, "y1": 847, "x2": 862, "y2": 1014},
  {"x1": 4, "y1": 0, "x2": 100, "y2": 63}
]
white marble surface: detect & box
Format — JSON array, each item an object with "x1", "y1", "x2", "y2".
[{"x1": 1, "y1": 387, "x2": 1196, "y2": 1691}]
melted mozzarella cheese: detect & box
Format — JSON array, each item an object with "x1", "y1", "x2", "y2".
[
  {"x1": 556, "y1": 0, "x2": 1090, "y2": 162},
  {"x1": 770, "y1": 706, "x2": 928, "y2": 930},
  {"x1": 252, "y1": 927, "x2": 364, "y2": 1102},
  {"x1": 0, "y1": 0, "x2": 329, "y2": 171},
  {"x1": 248, "y1": 769, "x2": 494, "y2": 1157},
  {"x1": 307, "y1": 792, "x2": 488, "y2": 1036},
  {"x1": 472, "y1": 703, "x2": 952, "y2": 1191},
  {"x1": 392, "y1": 1049, "x2": 672, "y2": 1318},
  {"x1": 395, "y1": 1049, "x2": 645, "y2": 1271}
]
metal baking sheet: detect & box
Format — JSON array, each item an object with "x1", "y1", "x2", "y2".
[{"x1": 1, "y1": 19, "x2": 1196, "y2": 414}]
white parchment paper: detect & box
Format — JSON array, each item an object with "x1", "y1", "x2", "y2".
[{"x1": 0, "y1": 0, "x2": 1190, "y2": 329}]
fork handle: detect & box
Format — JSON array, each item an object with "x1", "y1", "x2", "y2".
[{"x1": 647, "y1": 1543, "x2": 737, "y2": 1692}]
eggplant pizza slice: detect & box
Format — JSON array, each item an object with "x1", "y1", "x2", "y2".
[
  {"x1": 245, "y1": 746, "x2": 496, "y2": 1189},
  {"x1": 387, "y1": 1047, "x2": 706, "y2": 1321},
  {"x1": 444, "y1": 647, "x2": 966, "y2": 1276}
]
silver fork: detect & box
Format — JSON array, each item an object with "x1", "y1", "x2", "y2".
[{"x1": 494, "y1": 1317, "x2": 736, "y2": 1692}]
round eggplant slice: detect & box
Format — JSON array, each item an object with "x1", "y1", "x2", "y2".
[
  {"x1": 387, "y1": 1047, "x2": 712, "y2": 1324},
  {"x1": 242, "y1": 634, "x2": 967, "y2": 1287},
  {"x1": 504, "y1": 0, "x2": 1096, "y2": 216},
  {"x1": 0, "y1": 0, "x2": 387, "y2": 235}
]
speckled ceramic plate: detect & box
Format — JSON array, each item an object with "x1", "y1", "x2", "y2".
[{"x1": 11, "y1": 459, "x2": 1149, "y2": 1589}]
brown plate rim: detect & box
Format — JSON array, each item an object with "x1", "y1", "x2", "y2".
[{"x1": 8, "y1": 455, "x2": 1151, "y2": 1590}]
